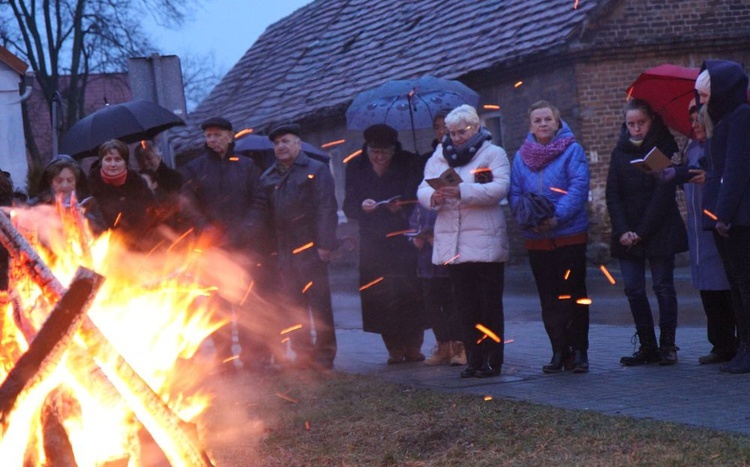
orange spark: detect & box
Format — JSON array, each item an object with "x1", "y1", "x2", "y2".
[
  {"x1": 386, "y1": 229, "x2": 416, "y2": 238},
  {"x1": 280, "y1": 324, "x2": 303, "y2": 335},
  {"x1": 504, "y1": 339, "x2": 515, "y2": 344},
  {"x1": 275, "y1": 392, "x2": 299, "y2": 404},
  {"x1": 599, "y1": 264, "x2": 616, "y2": 285},
  {"x1": 239, "y1": 280, "x2": 255, "y2": 306},
  {"x1": 483, "y1": 104, "x2": 500, "y2": 110},
  {"x1": 113, "y1": 212, "x2": 122, "y2": 227},
  {"x1": 167, "y1": 227, "x2": 195, "y2": 252},
  {"x1": 558, "y1": 295, "x2": 572, "y2": 300},
  {"x1": 626, "y1": 87, "x2": 634, "y2": 101},
  {"x1": 483, "y1": 395, "x2": 493, "y2": 401},
  {"x1": 302, "y1": 281, "x2": 313, "y2": 293},
  {"x1": 321, "y1": 139, "x2": 345, "y2": 149},
  {"x1": 305, "y1": 420, "x2": 311, "y2": 430},
  {"x1": 281, "y1": 337, "x2": 290, "y2": 344},
  {"x1": 229, "y1": 156, "x2": 239, "y2": 161},
  {"x1": 234, "y1": 128, "x2": 253, "y2": 138},
  {"x1": 573, "y1": 0, "x2": 579, "y2": 9},
  {"x1": 550, "y1": 187, "x2": 568, "y2": 194},
  {"x1": 359, "y1": 276, "x2": 384, "y2": 291},
  {"x1": 564, "y1": 269, "x2": 571, "y2": 280},
  {"x1": 703, "y1": 209, "x2": 718, "y2": 221},
  {"x1": 477, "y1": 334, "x2": 488, "y2": 344},
  {"x1": 222, "y1": 355, "x2": 239, "y2": 364},
  {"x1": 576, "y1": 298, "x2": 593, "y2": 305},
  {"x1": 475, "y1": 324, "x2": 501, "y2": 343},
  {"x1": 293, "y1": 242, "x2": 315, "y2": 254},
  {"x1": 140, "y1": 140, "x2": 148, "y2": 149},
  {"x1": 343, "y1": 149, "x2": 363, "y2": 163},
  {"x1": 443, "y1": 254, "x2": 461, "y2": 265},
  {"x1": 471, "y1": 167, "x2": 492, "y2": 174},
  {"x1": 514, "y1": 81, "x2": 523, "y2": 88}
]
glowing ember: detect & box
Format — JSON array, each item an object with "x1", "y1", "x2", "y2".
[
  {"x1": 564, "y1": 269, "x2": 571, "y2": 280},
  {"x1": 475, "y1": 324, "x2": 501, "y2": 343},
  {"x1": 514, "y1": 81, "x2": 523, "y2": 88},
  {"x1": 280, "y1": 324, "x2": 303, "y2": 335},
  {"x1": 443, "y1": 254, "x2": 461, "y2": 265},
  {"x1": 599, "y1": 264, "x2": 616, "y2": 285},
  {"x1": 275, "y1": 393, "x2": 299, "y2": 404},
  {"x1": 550, "y1": 187, "x2": 568, "y2": 194},
  {"x1": 482, "y1": 104, "x2": 500, "y2": 110},
  {"x1": 574, "y1": 0, "x2": 579, "y2": 9},
  {"x1": 703, "y1": 209, "x2": 718, "y2": 221},
  {"x1": 140, "y1": 140, "x2": 148, "y2": 149},
  {"x1": 229, "y1": 156, "x2": 240, "y2": 161},
  {"x1": 576, "y1": 298, "x2": 593, "y2": 305},
  {"x1": 483, "y1": 396, "x2": 493, "y2": 401},
  {"x1": 386, "y1": 229, "x2": 416, "y2": 238},
  {"x1": 359, "y1": 277, "x2": 384, "y2": 291},
  {"x1": 234, "y1": 128, "x2": 253, "y2": 138},
  {"x1": 321, "y1": 139, "x2": 345, "y2": 149},
  {"x1": 307, "y1": 174, "x2": 315, "y2": 179},
  {"x1": 343, "y1": 149, "x2": 363, "y2": 164},
  {"x1": 292, "y1": 242, "x2": 315, "y2": 254},
  {"x1": 558, "y1": 295, "x2": 572, "y2": 300},
  {"x1": 302, "y1": 281, "x2": 313, "y2": 293},
  {"x1": 471, "y1": 167, "x2": 492, "y2": 175}
]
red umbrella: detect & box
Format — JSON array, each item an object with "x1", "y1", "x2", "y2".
[{"x1": 626, "y1": 64, "x2": 700, "y2": 137}]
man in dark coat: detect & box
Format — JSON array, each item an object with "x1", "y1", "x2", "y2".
[
  {"x1": 250, "y1": 123, "x2": 338, "y2": 370},
  {"x1": 181, "y1": 116, "x2": 263, "y2": 373},
  {"x1": 697, "y1": 60, "x2": 750, "y2": 373}
]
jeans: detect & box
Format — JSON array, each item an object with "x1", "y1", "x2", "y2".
[{"x1": 619, "y1": 255, "x2": 678, "y2": 329}]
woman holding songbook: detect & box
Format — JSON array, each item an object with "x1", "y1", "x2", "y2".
[
  {"x1": 605, "y1": 98, "x2": 687, "y2": 366},
  {"x1": 509, "y1": 100, "x2": 591, "y2": 374}
]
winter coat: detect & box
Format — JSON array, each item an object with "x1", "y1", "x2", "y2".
[
  {"x1": 343, "y1": 145, "x2": 424, "y2": 334},
  {"x1": 251, "y1": 152, "x2": 338, "y2": 272},
  {"x1": 88, "y1": 167, "x2": 155, "y2": 238},
  {"x1": 700, "y1": 60, "x2": 750, "y2": 229},
  {"x1": 605, "y1": 115, "x2": 687, "y2": 259},
  {"x1": 417, "y1": 140, "x2": 510, "y2": 265},
  {"x1": 509, "y1": 121, "x2": 589, "y2": 240},
  {"x1": 180, "y1": 143, "x2": 261, "y2": 247},
  {"x1": 682, "y1": 139, "x2": 729, "y2": 290}
]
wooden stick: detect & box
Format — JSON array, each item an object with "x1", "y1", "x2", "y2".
[{"x1": 0, "y1": 212, "x2": 213, "y2": 466}]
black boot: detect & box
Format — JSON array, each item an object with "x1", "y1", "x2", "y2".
[
  {"x1": 542, "y1": 349, "x2": 569, "y2": 374},
  {"x1": 721, "y1": 342, "x2": 750, "y2": 374},
  {"x1": 659, "y1": 327, "x2": 678, "y2": 365},
  {"x1": 620, "y1": 327, "x2": 660, "y2": 366},
  {"x1": 571, "y1": 350, "x2": 589, "y2": 373}
]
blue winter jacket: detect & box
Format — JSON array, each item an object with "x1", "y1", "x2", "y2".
[{"x1": 509, "y1": 121, "x2": 590, "y2": 240}]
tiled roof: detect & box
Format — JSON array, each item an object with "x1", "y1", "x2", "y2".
[{"x1": 171, "y1": 0, "x2": 612, "y2": 152}]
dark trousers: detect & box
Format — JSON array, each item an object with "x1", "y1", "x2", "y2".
[
  {"x1": 381, "y1": 332, "x2": 424, "y2": 353},
  {"x1": 528, "y1": 243, "x2": 589, "y2": 352},
  {"x1": 281, "y1": 259, "x2": 337, "y2": 364},
  {"x1": 699, "y1": 289, "x2": 737, "y2": 357},
  {"x1": 421, "y1": 276, "x2": 461, "y2": 342},
  {"x1": 714, "y1": 227, "x2": 750, "y2": 344},
  {"x1": 449, "y1": 262, "x2": 505, "y2": 368},
  {"x1": 619, "y1": 255, "x2": 678, "y2": 329}
]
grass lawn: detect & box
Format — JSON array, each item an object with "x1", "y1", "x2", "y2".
[{"x1": 204, "y1": 370, "x2": 750, "y2": 466}]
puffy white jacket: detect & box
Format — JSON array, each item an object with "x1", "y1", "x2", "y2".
[{"x1": 417, "y1": 141, "x2": 510, "y2": 265}]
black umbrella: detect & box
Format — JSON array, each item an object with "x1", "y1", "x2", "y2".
[
  {"x1": 234, "y1": 133, "x2": 330, "y2": 165},
  {"x1": 59, "y1": 100, "x2": 185, "y2": 158},
  {"x1": 346, "y1": 75, "x2": 480, "y2": 151}
]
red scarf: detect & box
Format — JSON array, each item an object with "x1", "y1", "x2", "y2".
[{"x1": 100, "y1": 168, "x2": 127, "y2": 187}]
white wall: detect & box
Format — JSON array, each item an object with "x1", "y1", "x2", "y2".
[{"x1": 0, "y1": 62, "x2": 27, "y2": 194}]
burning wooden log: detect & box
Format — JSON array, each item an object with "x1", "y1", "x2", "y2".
[
  {"x1": 0, "y1": 267, "x2": 103, "y2": 441},
  {"x1": 0, "y1": 212, "x2": 214, "y2": 466}
]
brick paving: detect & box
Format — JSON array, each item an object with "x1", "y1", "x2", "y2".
[{"x1": 330, "y1": 264, "x2": 750, "y2": 436}]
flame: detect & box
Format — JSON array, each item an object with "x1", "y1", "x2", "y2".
[
  {"x1": 321, "y1": 139, "x2": 345, "y2": 149},
  {"x1": 0, "y1": 203, "x2": 254, "y2": 463},
  {"x1": 599, "y1": 264, "x2": 616, "y2": 285}
]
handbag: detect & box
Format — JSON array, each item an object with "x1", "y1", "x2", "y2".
[{"x1": 514, "y1": 192, "x2": 556, "y2": 230}]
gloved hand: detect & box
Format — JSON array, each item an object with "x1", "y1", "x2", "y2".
[{"x1": 715, "y1": 221, "x2": 731, "y2": 238}]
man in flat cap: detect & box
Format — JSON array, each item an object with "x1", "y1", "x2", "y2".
[
  {"x1": 250, "y1": 122, "x2": 339, "y2": 370},
  {"x1": 180, "y1": 116, "x2": 264, "y2": 374}
]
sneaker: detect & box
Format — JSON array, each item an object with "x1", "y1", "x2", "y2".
[
  {"x1": 424, "y1": 342, "x2": 451, "y2": 366},
  {"x1": 450, "y1": 341, "x2": 467, "y2": 366}
]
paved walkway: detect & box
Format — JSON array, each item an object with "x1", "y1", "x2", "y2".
[{"x1": 329, "y1": 263, "x2": 750, "y2": 436}]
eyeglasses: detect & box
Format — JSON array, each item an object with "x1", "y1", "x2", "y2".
[{"x1": 448, "y1": 125, "x2": 473, "y2": 139}]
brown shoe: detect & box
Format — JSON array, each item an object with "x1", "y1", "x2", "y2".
[
  {"x1": 450, "y1": 341, "x2": 467, "y2": 366},
  {"x1": 424, "y1": 342, "x2": 451, "y2": 365},
  {"x1": 404, "y1": 347, "x2": 425, "y2": 362}
]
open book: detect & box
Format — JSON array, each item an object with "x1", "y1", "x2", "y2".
[
  {"x1": 630, "y1": 146, "x2": 672, "y2": 174},
  {"x1": 373, "y1": 194, "x2": 401, "y2": 207},
  {"x1": 426, "y1": 167, "x2": 463, "y2": 189}
]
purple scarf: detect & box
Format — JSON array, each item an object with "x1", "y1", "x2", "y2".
[{"x1": 519, "y1": 136, "x2": 576, "y2": 172}]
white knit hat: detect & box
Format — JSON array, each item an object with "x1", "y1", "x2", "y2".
[{"x1": 695, "y1": 69, "x2": 711, "y2": 95}]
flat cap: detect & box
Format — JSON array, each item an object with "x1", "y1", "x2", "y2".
[
  {"x1": 268, "y1": 123, "x2": 301, "y2": 141},
  {"x1": 201, "y1": 116, "x2": 233, "y2": 132},
  {"x1": 364, "y1": 124, "x2": 398, "y2": 149}
]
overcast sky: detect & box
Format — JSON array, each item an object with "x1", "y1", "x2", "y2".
[{"x1": 152, "y1": 0, "x2": 313, "y2": 72}]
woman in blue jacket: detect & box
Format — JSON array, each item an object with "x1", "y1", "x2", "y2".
[{"x1": 510, "y1": 100, "x2": 591, "y2": 373}]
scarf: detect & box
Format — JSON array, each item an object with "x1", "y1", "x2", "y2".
[
  {"x1": 519, "y1": 136, "x2": 575, "y2": 172},
  {"x1": 442, "y1": 127, "x2": 493, "y2": 167},
  {"x1": 100, "y1": 168, "x2": 127, "y2": 187}
]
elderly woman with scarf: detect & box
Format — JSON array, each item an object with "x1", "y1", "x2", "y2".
[
  {"x1": 417, "y1": 104, "x2": 510, "y2": 379},
  {"x1": 509, "y1": 100, "x2": 591, "y2": 374},
  {"x1": 606, "y1": 99, "x2": 687, "y2": 367}
]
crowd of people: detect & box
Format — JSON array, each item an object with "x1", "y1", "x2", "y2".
[{"x1": 12, "y1": 58, "x2": 748, "y2": 378}]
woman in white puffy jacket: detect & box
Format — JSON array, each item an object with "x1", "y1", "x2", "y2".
[{"x1": 417, "y1": 104, "x2": 510, "y2": 378}]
